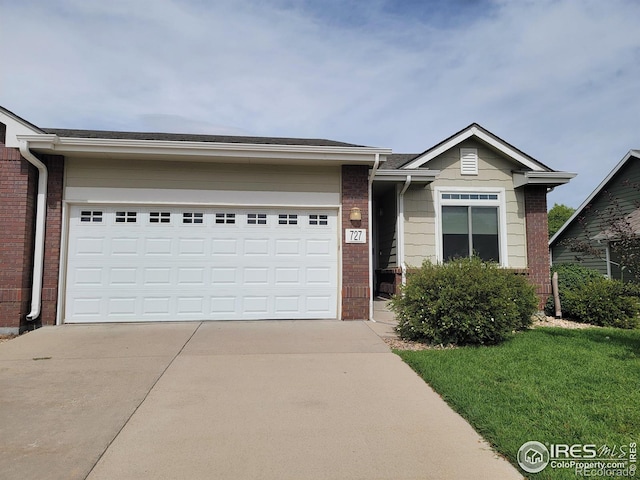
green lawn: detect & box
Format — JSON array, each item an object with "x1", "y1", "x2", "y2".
[{"x1": 396, "y1": 327, "x2": 640, "y2": 479}]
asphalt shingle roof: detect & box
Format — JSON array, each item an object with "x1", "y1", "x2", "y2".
[
  {"x1": 379, "y1": 153, "x2": 419, "y2": 170},
  {"x1": 42, "y1": 128, "x2": 367, "y2": 148}
]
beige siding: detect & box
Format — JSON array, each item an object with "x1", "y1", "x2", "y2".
[
  {"x1": 65, "y1": 158, "x2": 341, "y2": 205},
  {"x1": 403, "y1": 139, "x2": 528, "y2": 268},
  {"x1": 404, "y1": 186, "x2": 436, "y2": 267}
]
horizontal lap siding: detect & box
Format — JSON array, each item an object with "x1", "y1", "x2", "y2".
[
  {"x1": 403, "y1": 140, "x2": 527, "y2": 268},
  {"x1": 552, "y1": 158, "x2": 640, "y2": 277},
  {"x1": 65, "y1": 158, "x2": 340, "y2": 196}
]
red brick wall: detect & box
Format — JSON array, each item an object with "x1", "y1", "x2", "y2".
[
  {"x1": 524, "y1": 186, "x2": 551, "y2": 308},
  {"x1": 0, "y1": 146, "x2": 37, "y2": 332},
  {"x1": 41, "y1": 155, "x2": 64, "y2": 325},
  {"x1": 0, "y1": 148, "x2": 64, "y2": 331},
  {"x1": 341, "y1": 165, "x2": 370, "y2": 320}
]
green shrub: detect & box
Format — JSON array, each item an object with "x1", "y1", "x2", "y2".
[
  {"x1": 545, "y1": 263, "x2": 602, "y2": 315},
  {"x1": 563, "y1": 277, "x2": 640, "y2": 329},
  {"x1": 390, "y1": 257, "x2": 538, "y2": 346},
  {"x1": 547, "y1": 263, "x2": 640, "y2": 328}
]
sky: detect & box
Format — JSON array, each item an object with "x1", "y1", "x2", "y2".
[{"x1": 1, "y1": 0, "x2": 639, "y2": 209}]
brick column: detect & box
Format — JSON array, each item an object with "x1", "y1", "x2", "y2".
[
  {"x1": 341, "y1": 165, "x2": 370, "y2": 320},
  {"x1": 0, "y1": 146, "x2": 37, "y2": 333},
  {"x1": 0, "y1": 149, "x2": 64, "y2": 332},
  {"x1": 524, "y1": 186, "x2": 551, "y2": 308},
  {"x1": 41, "y1": 155, "x2": 64, "y2": 326}
]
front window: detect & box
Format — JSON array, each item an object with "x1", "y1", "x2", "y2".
[
  {"x1": 439, "y1": 189, "x2": 504, "y2": 264},
  {"x1": 442, "y1": 206, "x2": 499, "y2": 262}
]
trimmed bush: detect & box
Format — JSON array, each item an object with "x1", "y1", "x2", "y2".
[
  {"x1": 545, "y1": 263, "x2": 601, "y2": 315},
  {"x1": 391, "y1": 257, "x2": 538, "y2": 346},
  {"x1": 546, "y1": 263, "x2": 640, "y2": 328},
  {"x1": 562, "y1": 277, "x2": 640, "y2": 329}
]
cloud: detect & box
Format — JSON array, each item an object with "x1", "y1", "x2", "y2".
[{"x1": 1, "y1": 0, "x2": 639, "y2": 207}]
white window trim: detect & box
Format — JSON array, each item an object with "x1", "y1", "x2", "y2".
[{"x1": 434, "y1": 186, "x2": 508, "y2": 267}]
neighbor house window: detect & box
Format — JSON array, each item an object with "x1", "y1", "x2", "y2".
[{"x1": 439, "y1": 189, "x2": 505, "y2": 264}]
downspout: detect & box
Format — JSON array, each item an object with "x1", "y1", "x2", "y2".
[
  {"x1": 399, "y1": 175, "x2": 412, "y2": 285},
  {"x1": 368, "y1": 154, "x2": 380, "y2": 321},
  {"x1": 19, "y1": 140, "x2": 48, "y2": 321}
]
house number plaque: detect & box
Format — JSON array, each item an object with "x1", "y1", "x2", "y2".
[{"x1": 345, "y1": 229, "x2": 366, "y2": 244}]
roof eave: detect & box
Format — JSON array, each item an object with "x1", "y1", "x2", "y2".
[
  {"x1": 17, "y1": 134, "x2": 392, "y2": 165},
  {"x1": 374, "y1": 169, "x2": 440, "y2": 183},
  {"x1": 513, "y1": 171, "x2": 577, "y2": 188}
]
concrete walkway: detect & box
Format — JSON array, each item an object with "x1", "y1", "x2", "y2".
[{"x1": 0, "y1": 320, "x2": 522, "y2": 480}]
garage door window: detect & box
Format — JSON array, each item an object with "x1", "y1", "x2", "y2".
[
  {"x1": 309, "y1": 214, "x2": 328, "y2": 226},
  {"x1": 80, "y1": 210, "x2": 103, "y2": 223},
  {"x1": 248, "y1": 213, "x2": 267, "y2": 225},
  {"x1": 115, "y1": 211, "x2": 137, "y2": 223},
  {"x1": 150, "y1": 212, "x2": 171, "y2": 223},
  {"x1": 183, "y1": 212, "x2": 203, "y2": 224},
  {"x1": 215, "y1": 213, "x2": 236, "y2": 224},
  {"x1": 278, "y1": 214, "x2": 298, "y2": 225}
]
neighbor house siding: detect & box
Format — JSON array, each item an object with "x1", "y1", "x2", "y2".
[
  {"x1": 402, "y1": 140, "x2": 528, "y2": 268},
  {"x1": 552, "y1": 158, "x2": 640, "y2": 278},
  {"x1": 65, "y1": 158, "x2": 341, "y2": 205}
]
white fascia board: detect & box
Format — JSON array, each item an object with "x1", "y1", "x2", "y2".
[
  {"x1": 404, "y1": 126, "x2": 545, "y2": 172},
  {"x1": 513, "y1": 171, "x2": 576, "y2": 188},
  {"x1": 17, "y1": 134, "x2": 391, "y2": 164}
]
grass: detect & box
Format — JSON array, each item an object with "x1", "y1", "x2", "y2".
[{"x1": 395, "y1": 327, "x2": 640, "y2": 479}]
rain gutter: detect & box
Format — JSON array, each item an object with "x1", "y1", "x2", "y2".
[{"x1": 19, "y1": 140, "x2": 47, "y2": 321}]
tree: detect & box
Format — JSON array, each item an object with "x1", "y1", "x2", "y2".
[{"x1": 548, "y1": 203, "x2": 575, "y2": 238}]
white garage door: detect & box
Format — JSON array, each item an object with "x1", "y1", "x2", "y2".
[{"x1": 64, "y1": 206, "x2": 338, "y2": 322}]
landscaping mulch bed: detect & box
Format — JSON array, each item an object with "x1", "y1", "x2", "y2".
[{"x1": 383, "y1": 316, "x2": 600, "y2": 351}]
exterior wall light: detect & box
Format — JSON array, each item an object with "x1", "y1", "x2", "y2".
[{"x1": 349, "y1": 207, "x2": 362, "y2": 222}]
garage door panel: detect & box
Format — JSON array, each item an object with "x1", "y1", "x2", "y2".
[{"x1": 65, "y1": 207, "x2": 338, "y2": 322}]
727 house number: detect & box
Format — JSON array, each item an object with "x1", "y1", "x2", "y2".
[{"x1": 345, "y1": 229, "x2": 366, "y2": 244}]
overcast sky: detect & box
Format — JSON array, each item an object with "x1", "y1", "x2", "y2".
[{"x1": 1, "y1": 0, "x2": 639, "y2": 208}]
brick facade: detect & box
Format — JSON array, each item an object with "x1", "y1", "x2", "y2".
[
  {"x1": 0, "y1": 147, "x2": 64, "y2": 332},
  {"x1": 41, "y1": 155, "x2": 64, "y2": 326},
  {"x1": 341, "y1": 165, "x2": 370, "y2": 320},
  {"x1": 0, "y1": 146, "x2": 37, "y2": 332},
  {"x1": 524, "y1": 185, "x2": 551, "y2": 308}
]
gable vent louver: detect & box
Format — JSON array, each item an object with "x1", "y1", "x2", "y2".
[{"x1": 460, "y1": 148, "x2": 478, "y2": 175}]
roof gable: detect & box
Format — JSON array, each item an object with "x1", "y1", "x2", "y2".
[
  {"x1": 402, "y1": 123, "x2": 552, "y2": 172},
  {"x1": 0, "y1": 106, "x2": 44, "y2": 147},
  {"x1": 550, "y1": 150, "x2": 640, "y2": 245}
]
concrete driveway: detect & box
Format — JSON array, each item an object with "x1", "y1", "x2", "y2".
[{"x1": 0, "y1": 321, "x2": 522, "y2": 480}]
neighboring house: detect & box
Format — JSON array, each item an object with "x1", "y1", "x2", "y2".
[
  {"x1": 550, "y1": 150, "x2": 640, "y2": 281},
  {"x1": 0, "y1": 107, "x2": 574, "y2": 333}
]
